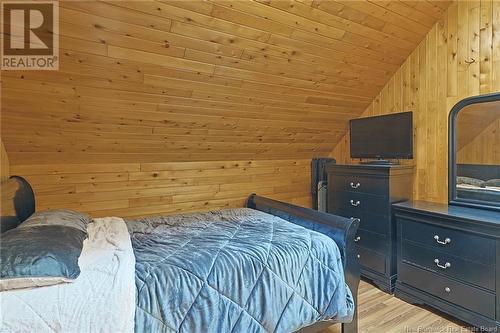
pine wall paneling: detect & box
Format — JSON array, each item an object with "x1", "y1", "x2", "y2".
[
  {"x1": 331, "y1": 0, "x2": 500, "y2": 203},
  {"x1": 1, "y1": 140, "x2": 9, "y2": 181},
  {"x1": 10, "y1": 159, "x2": 311, "y2": 218},
  {"x1": 457, "y1": 117, "x2": 500, "y2": 165},
  {"x1": 1, "y1": 1, "x2": 450, "y2": 215},
  {"x1": 1, "y1": 76, "x2": 8, "y2": 181},
  {"x1": 455, "y1": 101, "x2": 500, "y2": 165}
]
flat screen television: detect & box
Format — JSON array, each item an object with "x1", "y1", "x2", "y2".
[{"x1": 350, "y1": 111, "x2": 413, "y2": 160}]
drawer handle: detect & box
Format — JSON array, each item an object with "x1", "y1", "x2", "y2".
[
  {"x1": 350, "y1": 217, "x2": 361, "y2": 223},
  {"x1": 434, "y1": 259, "x2": 451, "y2": 269},
  {"x1": 444, "y1": 287, "x2": 451, "y2": 293},
  {"x1": 433, "y1": 235, "x2": 451, "y2": 245},
  {"x1": 354, "y1": 236, "x2": 361, "y2": 242},
  {"x1": 350, "y1": 182, "x2": 361, "y2": 189},
  {"x1": 350, "y1": 200, "x2": 361, "y2": 207}
]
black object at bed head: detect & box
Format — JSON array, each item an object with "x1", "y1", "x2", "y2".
[
  {"x1": 1, "y1": 176, "x2": 35, "y2": 233},
  {"x1": 457, "y1": 164, "x2": 500, "y2": 181}
]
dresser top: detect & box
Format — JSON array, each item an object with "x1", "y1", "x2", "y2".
[
  {"x1": 393, "y1": 200, "x2": 500, "y2": 225},
  {"x1": 328, "y1": 163, "x2": 414, "y2": 169},
  {"x1": 327, "y1": 164, "x2": 414, "y2": 176}
]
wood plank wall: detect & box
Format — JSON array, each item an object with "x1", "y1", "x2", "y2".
[
  {"x1": 1, "y1": 140, "x2": 9, "y2": 181},
  {"x1": 457, "y1": 117, "x2": 500, "y2": 165},
  {"x1": 10, "y1": 159, "x2": 311, "y2": 218},
  {"x1": 332, "y1": 0, "x2": 500, "y2": 203}
]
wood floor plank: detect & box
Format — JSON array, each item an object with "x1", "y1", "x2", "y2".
[{"x1": 321, "y1": 280, "x2": 472, "y2": 333}]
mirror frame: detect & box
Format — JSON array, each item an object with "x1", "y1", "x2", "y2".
[{"x1": 448, "y1": 92, "x2": 500, "y2": 212}]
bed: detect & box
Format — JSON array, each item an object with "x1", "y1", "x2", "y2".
[
  {"x1": 0, "y1": 176, "x2": 359, "y2": 333},
  {"x1": 456, "y1": 164, "x2": 500, "y2": 203}
]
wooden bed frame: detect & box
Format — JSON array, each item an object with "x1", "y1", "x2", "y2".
[
  {"x1": 1, "y1": 176, "x2": 359, "y2": 333},
  {"x1": 247, "y1": 194, "x2": 360, "y2": 333}
]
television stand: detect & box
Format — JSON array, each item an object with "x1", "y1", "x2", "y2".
[{"x1": 359, "y1": 159, "x2": 400, "y2": 166}]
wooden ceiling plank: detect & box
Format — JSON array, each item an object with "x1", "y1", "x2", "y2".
[
  {"x1": 211, "y1": 0, "x2": 348, "y2": 40},
  {"x1": 157, "y1": 0, "x2": 215, "y2": 16},
  {"x1": 60, "y1": 35, "x2": 107, "y2": 56},
  {"x1": 285, "y1": 29, "x2": 406, "y2": 65},
  {"x1": 311, "y1": 0, "x2": 387, "y2": 31},
  {"x1": 2, "y1": 119, "x2": 343, "y2": 146},
  {"x1": 430, "y1": 1, "x2": 455, "y2": 11},
  {"x1": 209, "y1": 2, "x2": 296, "y2": 36},
  {"x1": 368, "y1": 0, "x2": 437, "y2": 28},
  {"x1": 210, "y1": 1, "x2": 406, "y2": 65},
  {"x1": 5, "y1": 130, "x2": 340, "y2": 146},
  {"x1": 2, "y1": 0, "x2": 451, "y2": 165},
  {"x1": 261, "y1": 0, "x2": 417, "y2": 51},
  {"x1": 106, "y1": 0, "x2": 272, "y2": 42},
  {"x1": 84, "y1": 46, "x2": 379, "y2": 97},
  {"x1": 183, "y1": 47, "x2": 389, "y2": 88},
  {"x1": 240, "y1": 48, "x2": 391, "y2": 82},
  {"x1": 209, "y1": 1, "x2": 406, "y2": 64},
  {"x1": 168, "y1": 17, "x2": 405, "y2": 69},
  {"x1": 107, "y1": 45, "x2": 215, "y2": 75},
  {"x1": 211, "y1": 65, "x2": 382, "y2": 97},
  {"x1": 60, "y1": 21, "x2": 187, "y2": 59},
  {"x1": 333, "y1": 0, "x2": 431, "y2": 35},
  {"x1": 266, "y1": 33, "x2": 402, "y2": 72},
  {"x1": 61, "y1": 1, "x2": 173, "y2": 32},
  {"x1": 4, "y1": 80, "x2": 365, "y2": 115},
  {"x1": 402, "y1": 1, "x2": 445, "y2": 20}
]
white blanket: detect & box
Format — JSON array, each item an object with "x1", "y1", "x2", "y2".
[{"x1": 0, "y1": 217, "x2": 136, "y2": 333}]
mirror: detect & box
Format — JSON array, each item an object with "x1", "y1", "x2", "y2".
[{"x1": 449, "y1": 93, "x2": 500, "y2": 211}]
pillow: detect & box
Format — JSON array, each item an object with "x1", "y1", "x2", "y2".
[
  {"x1": 18, "y1": 209, "x2": 90, "y2": 233},
  {"x1": 0, "y1": 211, "x2": 89, "y2": 291},
  {"x1": 457, "y1": 176, "x2": 485, "y2": 187},
  {"x1": 484, "y1": 179, "x2": 500, "y2": 188},
  {"x1": 0, "y1": 226, "x2": 87, "y2": 291}
]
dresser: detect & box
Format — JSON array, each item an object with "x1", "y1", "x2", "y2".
[
  {"x1": 393, "y1": 201, "x2": 500, "y2": 330},
  {"x1": 327, "y1": 164, "x2": 414, "y2": 293}
]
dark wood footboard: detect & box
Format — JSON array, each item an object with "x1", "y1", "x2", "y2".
[{"x1": 247, "y1": 194, "x2": 360, "y2": 333}]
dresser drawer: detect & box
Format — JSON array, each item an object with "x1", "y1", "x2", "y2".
[
  {"x1": 336, "y1": 210, "x2": 389, "y2": 235},
  {"x1": 400, "y1": 219, "x2": 495, "y2": 265},
  {"x1": 356, "y1": 228, "x2": 387, "y2": 254},
  {"x1": 330, "y1": 191, "x2": 389, "y2": 216},
  {"x1": 399, "y1": 263, "x2": 496, "y2": 319},
  {"x1": 357, "y1": 245, "x2": 386, "y2": 274},
  {"x1": 330, "y1": 175, "x2": 388, "y2": 196},
  {"x1": 402, "y1": 241, "x2": 495, "y2": 290}
]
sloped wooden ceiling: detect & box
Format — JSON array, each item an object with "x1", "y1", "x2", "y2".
[{"x1": 1, "y1": 0, "x2": 452, "y2": 164}]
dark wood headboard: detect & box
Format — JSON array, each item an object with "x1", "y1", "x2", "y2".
[
  {"x1": 1, "y1": 176, "x2": 35, "y2": 233},
  {"x1": 457, "y1": 164, "x2": 500, "y2": 181}
]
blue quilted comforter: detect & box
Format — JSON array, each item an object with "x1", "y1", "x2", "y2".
[{"x1": 126, "y1": 208, "x2": 354, "y2": 333}]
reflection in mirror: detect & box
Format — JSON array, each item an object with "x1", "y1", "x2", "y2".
[{"x1": 455, "y1": 100, "x2": 500, "y2": 206}]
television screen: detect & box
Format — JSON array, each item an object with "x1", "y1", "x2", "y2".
[{"x1": 350, "y1": 112, "x2": 413, "y2": 159}]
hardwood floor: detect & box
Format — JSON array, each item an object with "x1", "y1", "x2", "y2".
[{"x1": 322, "y1": 279, "x2": 472, "y2": 333}]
